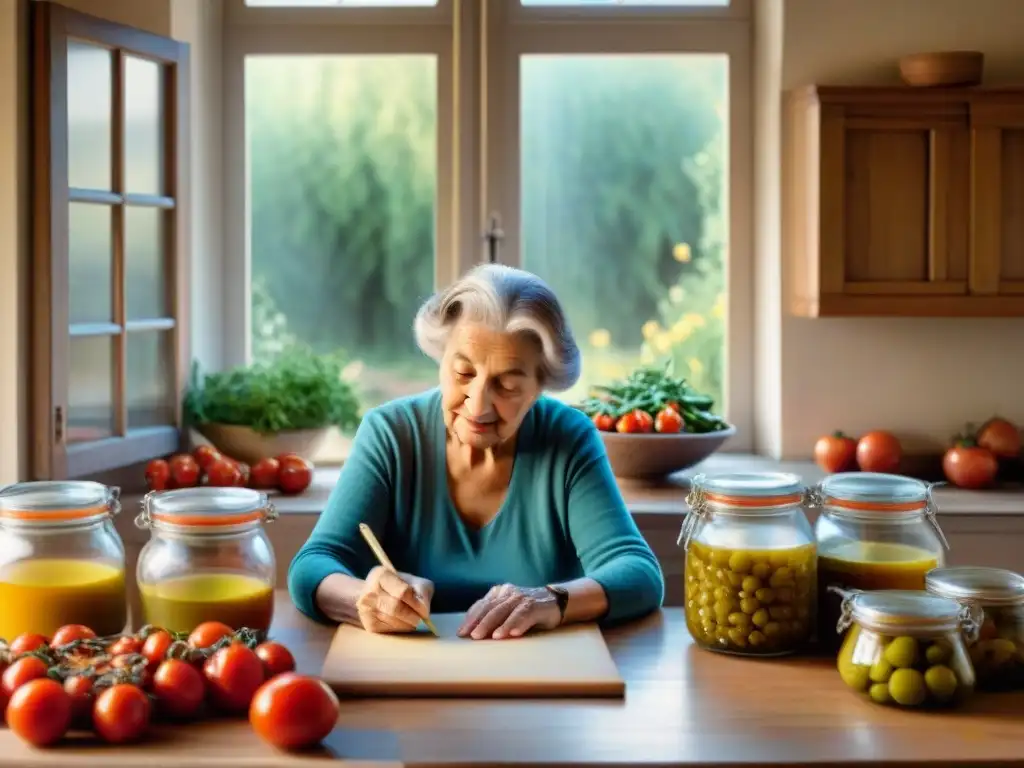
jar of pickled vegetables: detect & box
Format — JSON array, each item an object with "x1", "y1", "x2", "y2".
[
  {"x1": 925, "y1": 566, "x2": 1024, "y2": 691},
  {"x1": 0, "y1": 481, "x2": 127, "y2": 639},
  {"x1": 679, "y1": 472, "x2": 817, "y2": 656},
  {"x1": 136, "y1": 487, "x2": 277, "y2": 633},
  {"x1": 835, "y1": 589, "x2": 979, "y2": 709},
  {"x1": 813, "y1": 472, "x2": 948, "y2": 652}
]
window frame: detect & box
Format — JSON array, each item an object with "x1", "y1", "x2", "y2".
[
  {"x1": 31, "y1": 2, "x2": 192, "y2": 480},
  {"x1": 482, "y1": 0, "x2": 753, "y2": 451},
  {"x1": 224, "y1": 0, "x2": 752, "y2": 450}
]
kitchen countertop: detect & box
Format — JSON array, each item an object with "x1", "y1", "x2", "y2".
[
  {"x1": 268, "y1": 453, "x2": 1024, "y2": 517},
  {"x1": 3, "y1": 590, "x2": 1020, "y2": 767}
]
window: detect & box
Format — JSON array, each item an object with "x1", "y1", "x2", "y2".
[
  {"x1": 226, "y1": 0, "x2": 751, "y2": 455},
  {"x1": 32, "y1": 3, "x2": 190, "y2": 479}
]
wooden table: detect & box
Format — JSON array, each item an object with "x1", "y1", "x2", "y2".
[{"x1": 3, "y1": 592, "x2": 1022, "y2": 767}]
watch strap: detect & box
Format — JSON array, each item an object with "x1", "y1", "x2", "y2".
[{"x1": 545, "y1": 584, "x2": 569, "y2": 624}]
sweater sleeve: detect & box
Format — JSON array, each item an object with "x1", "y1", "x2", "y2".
[
  {"x1": 287, "y1": 409, "x2": 395, "y2": 622},
  {"x1": 563, "y1": 415, "x2": 665, "y2": 625}
]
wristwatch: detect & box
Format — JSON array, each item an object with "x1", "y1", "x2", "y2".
[{"x1": 544, "y1": 584, "x2": 569, "y2": 624}]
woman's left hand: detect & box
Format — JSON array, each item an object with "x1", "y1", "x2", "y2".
[{"x1": 458, "y1": 584, "x2": 562, "y2": 640}]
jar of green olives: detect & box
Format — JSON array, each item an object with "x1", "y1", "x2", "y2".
[
  {"x1": 679, "y1": 472, "x2": 816, "y2": 656},
  {"x1": 835, "y1": 589, "x2": 979, "y2": 709},
  {"x1": 813, "y1": 472, "x2": 949, "y2": 652},
  {"x1": 925, "y1": 566, "x2": 1024, "y2": 691}
]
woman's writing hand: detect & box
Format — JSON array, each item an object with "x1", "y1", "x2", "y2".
[
  {"x1": 458, "y1": 584, "x2": 562, "y2": 640},
  {"x1": 357, "y1": 566, "x2": 435, "y2": 634}
]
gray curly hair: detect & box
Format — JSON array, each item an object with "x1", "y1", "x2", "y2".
[{"x1": 413, "y1": 264, "x2": 582, "y2": 392}]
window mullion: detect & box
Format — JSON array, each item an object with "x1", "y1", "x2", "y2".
[{"x1": 112, "y1": 49, "x2": 128, "y2": 439}]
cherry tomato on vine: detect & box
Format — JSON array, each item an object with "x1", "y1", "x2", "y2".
[
  {"x1": 188, "y1": 621, "x2": 234, "y2": 649},
  {"x1": 616, "y1": 409, "x2": 654, "y2": 434},
  {"x1": 3, "y1": 656, "x2": 49, "y2": 697},
  {"x1": 152, "y1": 659, "x2": 206, "y2": 719},
  {"x1": 204, "y1": 643, "x2": 265, "y2": 713},
  {"x1": 142, "y1": 630, "x2": 174, "y2": 670},
  {"x1": 9, "y1": 633, "x2": 48, "y2": 656},
  {"x1": 64, "y1": 675, "x2": 95, "y2": 726},
  {"x1": 255, "y1": 642, "x2": 296, "y2": 679},
  {"x1": 654, "y1": 407, "x2": 683, "y2": 434},
  {"x1": 109, "y1": 635, "x2": 142, "y2": 656},
  {"x1": 7, "y1": 678, "x2": 71, "y2": 747},
  {"x1": 93, "y1": 684, "x2": 151, "y2": 743},
  {"x1": 51, "y1": 624, "x2": 96, "y2": 648},
  {"x1": 591, "y1": 414, "x2": 616, "y2": 431}
]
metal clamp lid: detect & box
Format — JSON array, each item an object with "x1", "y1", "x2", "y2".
[
  {"x1": 833, "y1": 586, "x2": 981, "y2": 642},
  {"x1": 135, "y1": 486, "x2": 278, "y2": 530}
]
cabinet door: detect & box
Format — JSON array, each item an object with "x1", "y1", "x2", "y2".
[
  {"x1": 820, "y1": 102, "x2": 971, "y2": 306},
  {"x1": 970, "y1": 98, "x2": 1024, "y2": 301}
]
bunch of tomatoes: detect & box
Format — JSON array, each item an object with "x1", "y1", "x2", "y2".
[
  {"x1": 592, "y1": 405, "x2": 684, "y2": 435},
  {"x1": 0, "y1": 621, "x2": 340, "y2": 751},
  {"x1": 813, "y1": 417, "x2": 1021, "y2": 490},
  {"x1": 145, "y1": 445, "x2": 314, "y2": 496}
]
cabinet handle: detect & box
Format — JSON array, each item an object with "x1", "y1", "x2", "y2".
[{"x1": 54, "y1": 405, "x2": 66, "y2": 445}]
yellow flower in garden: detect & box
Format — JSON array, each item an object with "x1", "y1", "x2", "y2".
[
  {"x1": 655, "y1": 334, "x2": 672, "y2": 353},
  {"x1": 688, "y1": 358, "x2": 704, "y2": 376},
  {"x1": 669, "y1": 286, "x2": 685, "y2": 304},
  {"x1": 672, "y1": 243, "x2": 692, "y2": 263},
  {"x1": 641, "y1": 321, "x2": 661, "y2": 340},
  {"x1": 589, "y1": 329, "x2": 611, "y2": 348},
  {"x1": 683, "y1": 312, "x2": 706, "y2": 328},
  {"x1": 670, "y1": 319, "x2": 692, "y2": 343},
  {"x1": 712, "y1": 293, "x2": 726, "y2": 319}
]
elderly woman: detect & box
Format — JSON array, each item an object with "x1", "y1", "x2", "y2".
[{"x1": 288, "y1": 264, "x2": 664, "y2": 640}]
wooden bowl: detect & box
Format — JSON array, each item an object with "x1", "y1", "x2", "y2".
[
  {"x1": 599, "y1": 426, "x2": 737, "y2": 480},
  {"x1": 899, "y1": 51, "x2": 984, "y2": 87},
  {"x1": 198, "y1": 423, "x2": 330, "y2": 465}
]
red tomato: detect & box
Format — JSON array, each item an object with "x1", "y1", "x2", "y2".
[
  {"x1": 152, "y1": 659, "x2": 206, "y2": 719},
  {"x1": 255, "y1": 642, "x2": 296, "y2": 679},
  {"x1": 249, "y1": 673, "x2": 340, "y2": 751},
  {"x1": 278, "y1": 456, "x2": 313, "y2": 495},
  {"x1": 109, "y1": 635, "x2": 142, "y2": 656},
  {"x1": 856, "y1": 431, "x2": 902, "y2": 473},
  {"x1": 145, "y1": 458, "x2": 172, "y2": 491},
  {"x1": 193, "y1": 444, "x2": 222, "y2": 470},
  {"x1": 943, "y1": 443, "x2": 999, "y2": 490},
  {"x1": 3, "y1": 656, "x2": 50, "y2": 697},
  {"x1": 205, "y1": 458, "x2": 243, "y2": 488},
  {"x1": 235, "y1": 461, "x2": 252, "y2": 487},
  {"x1": 250, "y1": 457, "x2": 281, "y2": 490},
  {"x1": 169, "y1": 453, "x2": 201, "y2": 488},
  {"x1": 814, "y1": 431, "x2": 858, "y2": 473},
  {"x1": 204, "y1": 643, "x2": 265, "y2": 713},
  {"x1": 51, "y1": 624, "x2": 96, "y2": 648},
  {"x1": 616, "y1": 409, "x2": 654, "y2": 434},
  {"x1": 275, "y1": 452, "x2": 303, "y2": 464},
  {"x1": 976, "y1": 417, "x2": 1021, "y2": 459},
  {"x1": 7, "y1": 678, "x2": 71, "y2": 747},
  {"x1": 654, "y1": 407, "x2": 684, "y2": 434},
  {"x1": 63, "y1": 675, "x2": 95, "y2": 726},
  {"x1": 591, "y1": 414, "x2": 616, "y2": 431},
  {"x1": 9, "y1": 633, "x2": 49, "y2": 656},
  {"x1": 93, "y1": 684, "x2": 151, "y2": 743},
  {"x1": 142, "y1": 630, "x2": 174, "y2": 670},
  {"x1": 188, "y1": 621, "x2": 235, "y2": 649}
]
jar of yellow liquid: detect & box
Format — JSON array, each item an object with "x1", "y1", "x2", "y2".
[
  {"x1": 813, "y1": 472, "x2": 948, "y2": 653},
  {"x1": 679, "y1": 472, "x2": 817, "y2": 656},
  {"x1": 0, "y1": 481, "x2": 127, "y2": 640},
  {"x1": 136, "y1": 487, "x2": 277, "y2": 633}
]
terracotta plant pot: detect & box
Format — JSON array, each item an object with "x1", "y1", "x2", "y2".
[{"x1": 198, "y1": 423, "x2": 331, "y2": 465}]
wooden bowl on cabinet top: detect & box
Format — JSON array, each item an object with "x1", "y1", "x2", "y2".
[{"x1": 899, "y1": 51, "x2": 984, "y2": 87}]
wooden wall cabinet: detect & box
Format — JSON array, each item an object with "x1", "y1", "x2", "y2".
[{"x1": 788, "y1": 85, "x2": 1024, "y2": 317}]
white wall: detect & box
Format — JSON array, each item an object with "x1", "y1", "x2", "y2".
[{"x1": 775, "y1": 0, "x2": 1024, "y2": 457}]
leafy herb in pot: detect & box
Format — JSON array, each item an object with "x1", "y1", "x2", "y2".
[{"x1": 184, "y1": 350, "x2": 361, "y2": 435}]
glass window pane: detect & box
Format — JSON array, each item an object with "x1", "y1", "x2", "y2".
[
  {"x1": 245, "y1": 55, "x2": 438, "y2": 411},
  {"x1": 127, "y1": 331, "x2": 175, "y2": 428},
  {"x1": 124, "y1": 55, "x2": 165, "y2": 195},
  {"x1": 520, "y1": 54, "x2": 728, "y2": 412},
  {"x1": 69, "y1": 203, "x2": 113, "y2": 325},
  {"x1": 521, "y1": 1, "x2": 728, "y2": 5},
  {"x1": 245, "y1": 0, "x2": 438, "y2": 5},
  {"x1": 69, "y1": 335, "x2": 115, "y2": 443},
  {"x1": 67, "y1": 40, "x2": 113, "y2": 191},
  {"x1": 125, "y1": 207, "x2": 168, "y2": 319}
]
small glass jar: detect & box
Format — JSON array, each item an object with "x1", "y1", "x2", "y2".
[
  {"x1": 679, "y1": 472, "x2": 817, "y2": 656},
  {"x1": 136, "y1": 487, "x2": 277, "y2": 633},
  {"x1": 813, "y1": 472, "x2": 948, "y2": 652},
  {"x1": 0, "y1": 481, "x2": 127, "y2": 639},
  {"x1": 926, "y1": 566, "x2": 1024, "y2": 691},
  {"x1": 835, "y1": 589, "x2": 978, "y2": 709}
]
